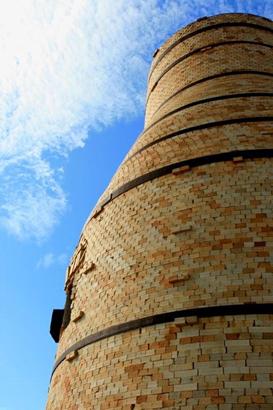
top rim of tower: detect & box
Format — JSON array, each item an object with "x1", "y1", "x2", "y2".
[{"x1": 149, "y1": 12, "x2": 273, "y2": 77}]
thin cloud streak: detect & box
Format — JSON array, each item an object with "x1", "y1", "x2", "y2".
[
  {"x1": 0, "y1": 0, "x2": 272, "y2": 239},
  {"x1": 36, "y1": 251, "x2": 68, "y2": 269}
]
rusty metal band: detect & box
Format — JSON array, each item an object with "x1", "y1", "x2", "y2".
[
  {"x1": 149, "y1": 70, "x2": 273, "y2": 121},
  {"x1": 128, "y1": 117, "x2": 273, "y2": 161},
  {"x1": 143, "y1": 92, "x2": 273, "y2": 136},
  {"x1": 51, "y1": 303, "x2": 273, "y2": 377},
  {"x1": 146, "y1": 40, "x2": 273, "y2": 103},
  {"x1": 97, "y1": 148, "x2": 273, "y2": 211},
  {"x1": 149, "y1": 20, "x2": 273, "y2": 78}
]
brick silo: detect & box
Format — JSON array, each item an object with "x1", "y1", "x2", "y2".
[{"x1": 47, "y1": 13, "x2": 273, "y2": 409}]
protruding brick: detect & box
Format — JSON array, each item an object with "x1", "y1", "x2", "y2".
[
  {"x1": 66, "y1": 350, "x2": 78, "y2": 362},
  {"x1": 72, "y1": 310, "x2": 85, "y2": 322},
  {"x1": 172, "y1": 165, "x2": 191, "y2": 175}
]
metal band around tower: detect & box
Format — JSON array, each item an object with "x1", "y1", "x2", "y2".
[
  {"x1": 147, "y1": 40, "x2": 273, "y2": 102},
  {"x1": 142, "y1": 92, "x2": 273, "y2": 137},
  {"x1": 91, "y1": 148, "x2": 273, "y2": 221},
  {"x1": 149, "y1": 70, "x2": 273, "y2": 119},
  {"x1": 129, "y1": 117, "x2": 273, "y2": 159},
  {"x1": 149, "y1": 20, "x2": 273, "y2": 77},
  {"x1": 51, "y1": 303, "x2": 273, "y2": 378}
]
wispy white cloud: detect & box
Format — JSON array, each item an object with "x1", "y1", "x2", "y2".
[
  {"x1": 0, "y1": 0, "x2": 272, "y2": 239},
  {"x1": 37, "y1": 251, "x2": 68, "y2": 269}
]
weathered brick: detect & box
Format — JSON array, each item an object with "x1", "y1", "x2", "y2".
[{"x1": 47, "y1": 12, "x2": 273, "y2": 410}]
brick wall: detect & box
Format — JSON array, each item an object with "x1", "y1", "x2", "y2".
[{"x1": 47, "y1": 13, "x2": 273, "y2": 409}]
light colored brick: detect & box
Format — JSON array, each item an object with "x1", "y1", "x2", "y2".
[{"x1": 47, "y1": 13, "x2": 273, "y2": 410}]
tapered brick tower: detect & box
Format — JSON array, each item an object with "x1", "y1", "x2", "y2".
[{"x1": 47, "y1": 13, "x2": 273, "y2": 409}]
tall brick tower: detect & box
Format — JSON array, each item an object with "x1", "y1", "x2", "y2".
[{"x1": 47, "y1": 13, "x2": 273, "y2": 409}]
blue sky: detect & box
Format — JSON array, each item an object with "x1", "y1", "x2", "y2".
[{"x1": 0, "y1": 1, "x2": 272, "y2": 409}]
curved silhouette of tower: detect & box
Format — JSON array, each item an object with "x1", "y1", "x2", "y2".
[{"x1": 47, "y1": 13, "x2": 273, "y2": 409}]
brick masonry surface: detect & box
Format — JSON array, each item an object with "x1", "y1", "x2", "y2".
[
  {"x1": 47, "y1": 315, "x2": 273, "y2": 409},
  {"x1": 46, "y1": 13, "x2": 273, "y2": 409}
]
